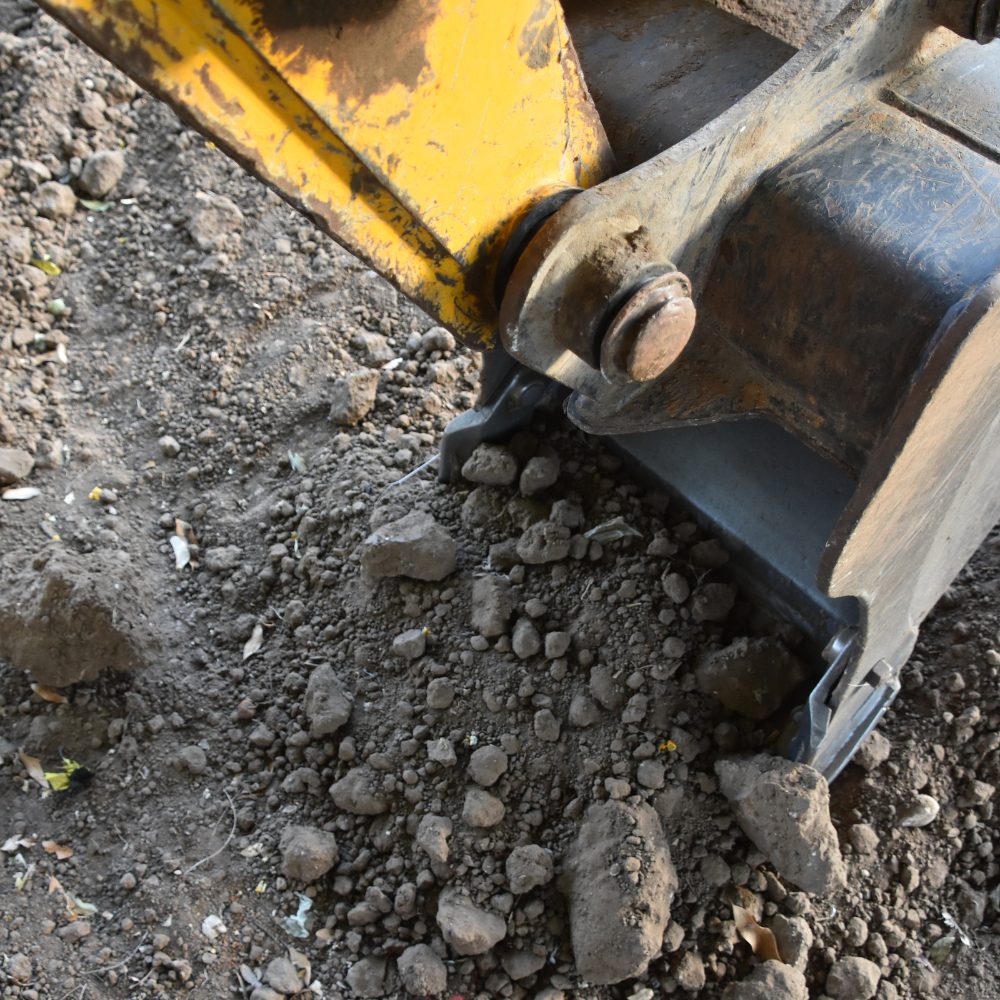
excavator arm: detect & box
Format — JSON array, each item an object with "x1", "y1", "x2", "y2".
[{"x1": 35, "y1": 0, "x2": 1000, "y2": 778}]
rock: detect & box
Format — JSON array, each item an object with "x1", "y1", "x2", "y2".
[
  {"x1": 674, "y1": 951, "x2": 706, "y2": 992},
  {"x1": 0, "y1": 550, "x2": 157, "y2": 687},
  {"x1": 57, "y1": 921, "x2": 92, "y2": 943},
  {"x1": 690, "y1": 582, "x2": 737, "y2": 623},
  {"x1": 695, "y1": 637, "x2": 806, "y2": 720},
  {"x1": 506, "y1": 844, "x2": 554, "y2": 893},
  {"x1": 722, "y1": 961, "x2": 808, "y2": 1000},
  {"x1": 771, "y1": 914, "x2": 813, "y2": 971},
  {"x1": 187, "y1": 194, "x2": 243, "y2": 251},
  {"x1": 279, "y1": 824, "x2": 339, "y2": 882},
  {"x1": 0, "y1": 447, "x2": 34, "y2": 485},
  {"x1": 426, "y1": 737, "x2": 457, "y2": 767},
  {"x1": 361, "y1": 511, "x2": 457, "y2": 581},
  {"x1": 304, "y1": 664, "x2": 353, "y2": 736},
  {"x1": 461, "y1": 486, "x2": 505, "y2": 529},
  {"x1": 516, "y1": 520, "x2": 571, "y2": 564},
  {"x1": 897, "y1": 793, "x2": 940, "y2": 828},
  {"x1": 637, "y1": 760, "x2": 665, "y2": 790},
  {"x1": 533, "y1": 708, "x2": 561, "y2": 742},
  {"x1": 79, "y1": 149, "x2": 125, "y2": 197},
  {"x1": 421, "y1": 326, "x2": 456, "y2": 352},
  {"x1": 265, "y1": 956, "x2": 302, "y2": 994},
  {"x1": 415, "y1": 813, "x2": 452, "y2": 868},
  {"x1": 848, "y1": 822, "x2": 880, "y2": 854},
  {"x1": 463, "y1": 787, "x2": 506, "y2": 827},
  {"x1": 716, "y1": 754, "x2": 846, "y2": 894},
  {"x1": 203, "y1": 545, "x2": 241, "y2": 573},
  {"x1": 330, "y1": 766, "x2": 389, "y2": 815},
  {"x1": 471, "y1": 575, "x2": 512, "y2": 637},
  {"x1": 328, "y1": 369, "x2": 379, "y2": 426},
  {"x1": 568, "y1": 691, "x2": 602, "y2": 728},
  {"x1": 589, "y1": 664, "x2": 625, "y2": 711},
  {"x1": 346, "y1": 956, "x2": 394, "y2": 998},
  {"x1": 249, "y1": 989, "x2": 283, "y2": 1000},
  {"x1": 545, "y1": 631, "x2": 571, "y2": 658},
  {"x1": 565, "y1": 801, "x2": 677, "y2": 984},
  {"x1": 36, "y1": 181, "x2": 75, "y2": 219},
  {"x1": 826, "y1": 956, "x2": 881, "y2": 999},
  {"x1": 520, "y1": 455, "x2": 559, "y2": 496},
  {"x1": 661, "y1": 571, "x2": 691, "y2": 604},
  {"x1": 397, "y1": 943, "x2": 448, "y2": 996},
  {"x1": 436, "y1": 888, "x2": 507, "y2": 955},
  {"x1": 426, "y1": 677, "x2": 455, "y2": 710},
  {"x1": 468, "y1": 745, "x2": 508, "y2": 787},
  {"x1": 854, "y1": 729, "x2": 892, "y2": 770},
  {"x1": 158, "y1": 435, "x2": 181, "y2": 458},
  {"x1": 500, "y1": 948, "x2": 546, "y2": 979},
  {"x1": 177, "y1": 745, "x2": 207, "y2": 775},
  {"x1": 512, "y1": 617, "x2": 542, "y2": 659},
  {"x1": 461, "y1": 443, "x2": 518, "y2": 485},
  {"x1": 7, "y1": 954, "x2": 31, "y2": 983},
  {"x1": 391, "y1": 627, "x2": 426, "y2": 660}
]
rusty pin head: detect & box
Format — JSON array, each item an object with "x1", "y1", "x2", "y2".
[{"x1": 599, "y1": 271, "x2": 696, "y2": 383}]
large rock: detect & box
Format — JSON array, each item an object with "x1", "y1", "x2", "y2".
[
  {"x1": 470, "y1": 575, "x2": 512, "y2": 637},
  {"x1": 279, "y1": 824, "x2": 338, "y2": 882},
  {"x1": 79, "y1": 149, "x2": 125, "y2": 198},
  {"x1": 328, "y1": 369, "x2": 379, "y2": 426},
  {"x1": 461, "y1": 443, "x2": 518, "y2": 485},
  {"x1": 722, "y1": 961, "x2": 808, "y2": 1000},
  {"x1": 695, "y1": 637, "x2": 806, "y2": 720},
  {"x1": 506, "y1": 845, "x2": 554, "y2": 894},
  {"x1": 0, "y1": 550, "x2": 157, "y2": 687},
  {"x1": 826, "y1": 956, "x2": 881, "y2": 999},
  {"x1": 346, "y1": 956, "x2": 395, "y2": 998},
  {"x1": 436, "y1": 889, "x2": 507, "y2": 955},
  {"x1": 397, "y1": 944, "x2": 447, "y2": 996},
  {"x1": 0, "y1": 447, "x2": 34, "y2": 485},
  {"x1": 330, "y1": 766, "x2": 389, "y2": 815},
  {"x1": 716, "y1": 754, "x2": 846, "y2": 893},
  {"x1": 564, "y1": 801, "x2": 678, "y2": 984},
  {"x1": 361, "y1": 511, "x2": 457, "y2": 581},
  {"x1": 304, "y1": 664, "x2": 353, "y2": 736},
  {"x1": 186, "y1": 194, "x2": 243, "y2": 250},
  {"x1": 516, "y1": 520, "x2": 571, "y2": 564}
]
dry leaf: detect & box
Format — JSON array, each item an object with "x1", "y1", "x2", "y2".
[
  {"x1": 31, "y1": 683, "x2": 68, "y2": 704},
  {"x1": 14, "y1": 862, "x2": 36, "y2": 891},
  {"x1": 65, "y1": 892, "x2": 98, "y2": 919},
  {"x1": 18, "y1": 751, "x2": 50, "y2": 789},
  {"x1": 170, "y1": 534, "x2": 191, "y2": 570},
  {"x1": 1, "y1": 835, "x2": 35, "y2": 852},
  {"x1": 175, "y1": 518, "x2": 197, "y2": 544},
  {"x1": 42, "y1": 840, "x2": 73, "y2": 860},
  {"x1": 243, "y1": 623, "x2": 264, "y2": 661},
  {"x1": 2, "y1": 487, "x2": 41, "y2": 501},
  {"x1": 48, "y1": 874, "x2": 62, "y2": 894},
  {"x1": 30, "y1": 257, "x2": 61, "y2": 275},
  {"x1": 288, "y1": 945, "x2": 311, "y2": 983},
  {"x1": 732, "y1": 904, "x2": 783, "y2": 962}
]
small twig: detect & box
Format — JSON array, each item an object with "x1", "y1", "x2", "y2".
[
  {"x1": 180, "y1": 789, "x2": 237, "y2": 876},
  {"x1": 372, "y1": 451, "x2": 439, "y2": 507},
  {"x1": 83, "y1": 932, "x2": 149, "y2": 976}
]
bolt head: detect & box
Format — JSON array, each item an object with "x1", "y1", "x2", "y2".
[{"x1": 600, "y1": 272, "x2": 696, "y2": 383}]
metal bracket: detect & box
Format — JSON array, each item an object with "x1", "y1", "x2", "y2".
[
  {"x1": 438, "y1": 356, "x2": 558, "y2": 482},
  {"x1": 789, "y1": 628, "x2": 902, "y2": 782}
]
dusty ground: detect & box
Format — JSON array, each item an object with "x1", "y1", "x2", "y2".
[{"x1": 2, "y1": 4, "x2": 1000, "y2": 1000}]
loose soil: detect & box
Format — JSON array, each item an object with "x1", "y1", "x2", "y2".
[{"x1": 2, "y1": 5, "x2": 1000, "y2": 1000}]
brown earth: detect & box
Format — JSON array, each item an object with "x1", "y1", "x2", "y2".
[{"x1": 2, "y1": 4, "x2": 1000, "y2": 1000}]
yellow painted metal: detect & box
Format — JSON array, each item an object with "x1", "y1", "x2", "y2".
[{"x1": 36, "y1": 0, "x2": 613, "y2": 348}]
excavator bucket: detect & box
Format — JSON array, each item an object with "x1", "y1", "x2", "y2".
[{"x1": 35, "y1": 0, "x2": 1000, "y2": 777}]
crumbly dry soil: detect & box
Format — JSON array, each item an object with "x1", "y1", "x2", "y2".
[{"x1": 2, "y1": 6, "x2": 1000, "y2": 1000}]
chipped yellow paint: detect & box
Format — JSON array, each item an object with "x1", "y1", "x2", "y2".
[{"x1": 37, "y1": 0, "x2": 613, "y2": 348}]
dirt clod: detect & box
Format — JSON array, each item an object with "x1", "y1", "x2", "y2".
[{"x1": 716, "y1": 754, "x2": 847, "y2": 893}]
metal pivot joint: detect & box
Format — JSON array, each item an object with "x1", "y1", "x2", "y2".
[{"x1": 599, "y1": 271, "x2": 696, "y2": 384}]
